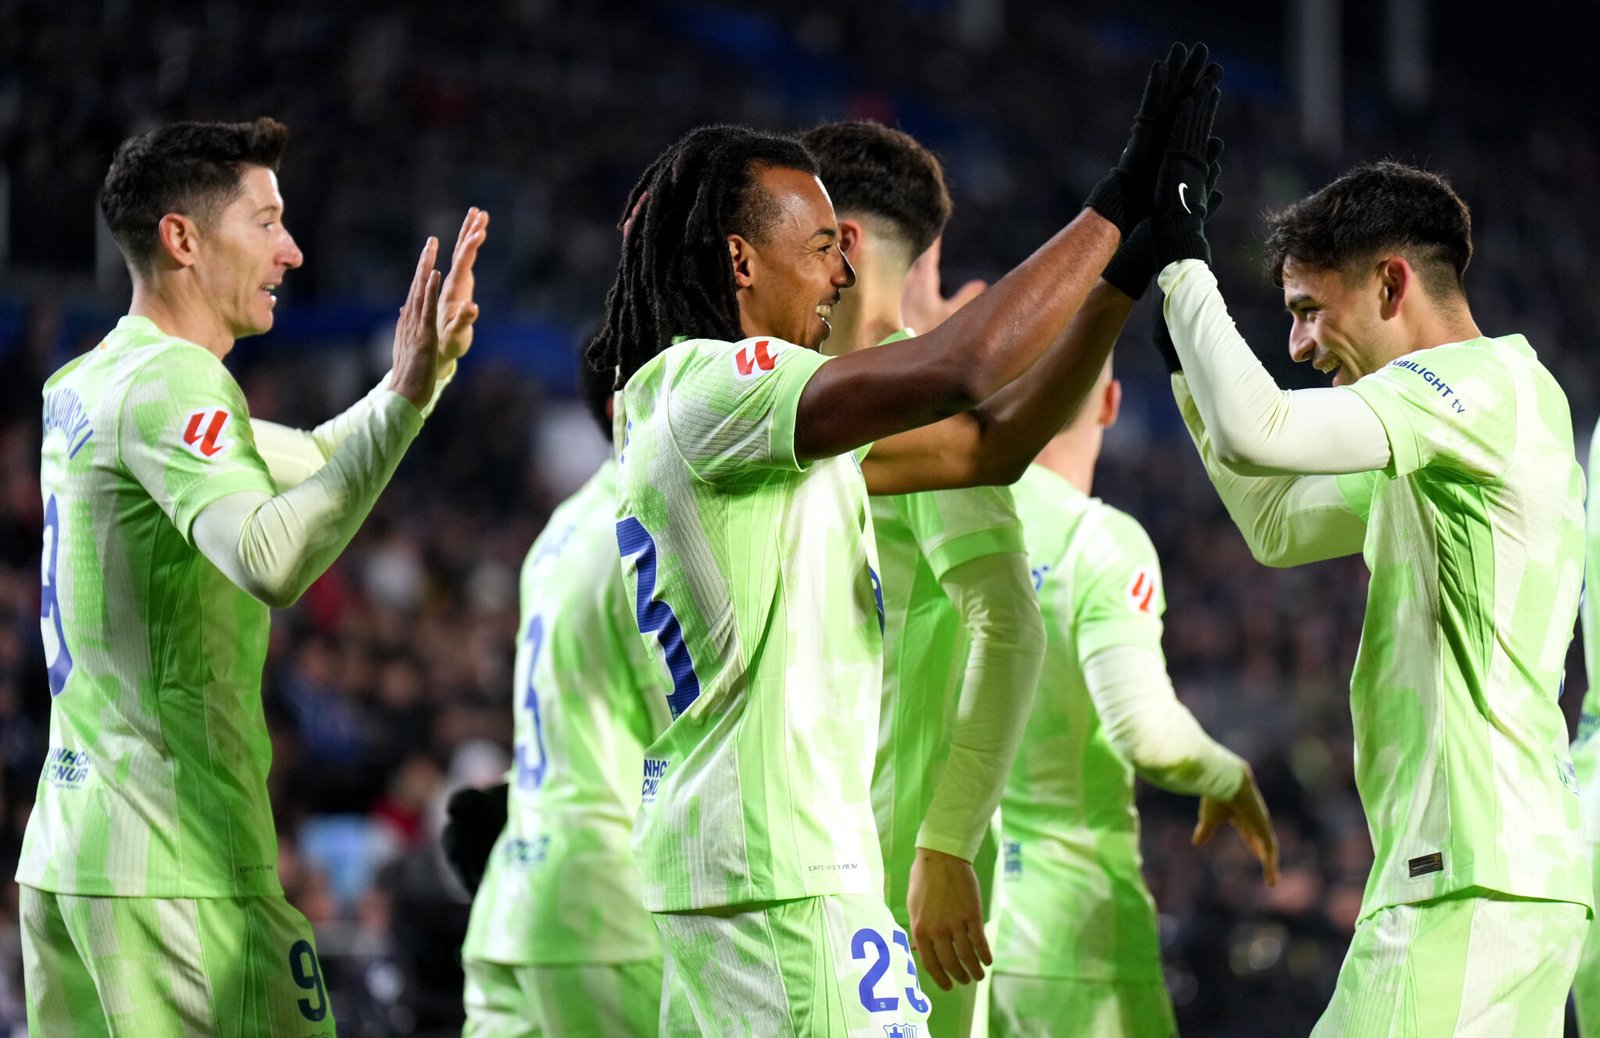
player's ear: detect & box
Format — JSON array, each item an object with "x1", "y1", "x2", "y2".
[
  {"x1": 1101, "y1": 378, "x2": 1123, "y2": 429},
  {"x1": 727, "y1": 234, "x2": 756, "y2": 289},
  {"x1": 838, "y1": 219, "x2": 863, "y2": 261},
  {"x1": 156, "y1": 213, "x2": 202, "y2": 270},
  {"x1": 1376, "y1": 255, "x2": 1409, "y2": 319}
]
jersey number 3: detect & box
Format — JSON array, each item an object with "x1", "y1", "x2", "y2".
[{"x1": 40, "y1": 494, "x2": 73, "y2": 696}]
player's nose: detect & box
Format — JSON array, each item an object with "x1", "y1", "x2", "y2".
[
  {"x1": 835, "y1": 251, "x2": 857, "y2": 291},
  {"x1": 280, "y1": 233, "x2": 305, "y2": 270},
  {"x1": 1288, "y1": 326, "x2": 1315, "y2": 364}
]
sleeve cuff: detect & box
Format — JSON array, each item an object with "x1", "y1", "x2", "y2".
[
  {"x1": 925, "y1": 525, "x2": 1027, "y2": 579},
  {"x1": 767, "y1": 350, "x2": 831, "y2": 471}
]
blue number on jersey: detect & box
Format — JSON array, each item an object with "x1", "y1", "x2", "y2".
[
  {"x1": 851, "y1": 927, "x2": 930, "y2": 1016},
  {"x1": 514, "y1": 615, "x2": 549, "y2": 790},
  {"x1": 616, "y1": 517, "x2": 701, "y2": 718},
  {"x1": 40, "y1": 494, "x2": 73, "y2": 696},
  {"x1": 868, "y1": 565, "x2": 885, "y2": 633}
]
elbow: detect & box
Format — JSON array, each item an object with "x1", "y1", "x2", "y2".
[{"x1": 248, "y1": 578, "x2": 302, "y2": 611}]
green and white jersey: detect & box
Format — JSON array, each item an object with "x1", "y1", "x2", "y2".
[
  {"x1": 1571, "y1": 417, "x2": 1600, "y2": 845},
  {"x1": 1340, "y1": 334, "x2": 1589, "y2": 915},
  {"x1": 993, "y1": 464, "x2": 1165, "y2": 981},
  {"x1": 870, "y1": 483, "x2": 1023, "y2": 927},
  {"x1": 614, "y1": 336, "x2": 885, "y2": 911},
  {"x1": 20, "y1": 315, "x2": 283, "y2": 897},
  {"x1": 463, "y1": 460, "x2": 670, "y2": 965}
]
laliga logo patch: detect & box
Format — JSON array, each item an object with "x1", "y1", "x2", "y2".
[
  {"x1": 733, "y1": 339, "x2": 779, "y2": 380},
  {"x1": 1126, "y1": 565, "x2": 1158, "y2": 614},
  {"x1": 181, "y1": 408, "x2": 232, "y2": 458}
]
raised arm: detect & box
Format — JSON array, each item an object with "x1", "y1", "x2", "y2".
[
  {"x1": 191, "y1": 238, "x2": 450, "y2": 608},
  {"x1": 1172, "y1": 371, "x2": 1371, "y2": 567},
  {"x1": 796, "y1": 44, "x2": 1221, "y2": 466}
]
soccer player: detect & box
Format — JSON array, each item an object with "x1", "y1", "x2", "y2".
[
  {"x1": 585, "y1": 44, "x2": 1220, "y2": 1034},
  {"x1": 1148, "y1": 87, "x2": 1591, "y2": 1035},
  {"x1": 21, "y1": 118, "x2": 487, "y2": 1035},
  {"x1": 798, "y1": 120, "x2": 1046, "y2": 1038},
  {"x1": 1571, "y1": 416, "x2": 1600, "y2": 1037},
  {"x1": 991, "y1": 356, "x2": 1275, "y2": 1037},
  {"x1": 460, "y1": 355, "x2": 671, "y2": 1037}
]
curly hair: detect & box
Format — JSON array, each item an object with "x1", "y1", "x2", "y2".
[{"x1": 585, "y1": 125, "x2": 818, "y2": 388}]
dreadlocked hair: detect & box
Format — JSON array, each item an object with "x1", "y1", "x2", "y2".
[{"x1": 587, "y1": 124, "x2": 818, "y2": 388}]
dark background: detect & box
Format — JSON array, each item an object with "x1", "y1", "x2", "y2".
[{"x1": 2, "y1": 1, "x2": 1597, "y2": 1033}]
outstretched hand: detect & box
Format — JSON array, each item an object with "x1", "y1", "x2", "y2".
[
  {"x1": 902, "y1": 239, "x2": 986, "y2": 334},
  {"x1": 390, "y1": 238, "x2": 443, "y2": 411},
  {"x1": 1085, "y1": 42, "x2": 1221, "y2": 234},
  {"x1": 436, "y1": 207, "x2": 490, "y2": 366},
  {"x1": 907, "y1": 846, "x2": 992, "y2": 990},
  {"x1": 1152, "y1": 77, "x2": 1223, "y2": 267},
  {"x1": 1194, "y1": 764, "x2": 1279, "y2": 886}
]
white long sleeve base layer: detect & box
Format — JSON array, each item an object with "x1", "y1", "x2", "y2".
[
  {"x1": 1084, "y1": 644, "x2": 1246, "y2": 800},
  {"x1": 1158, "y1": 259, "x2": 1390, "y2": 476},
  {"x1": 191, "y1": 389, "x2": 423, "y2": 609},
  {"x1": 914, "y1": 551, "x2": 1046, "y2": 861}
]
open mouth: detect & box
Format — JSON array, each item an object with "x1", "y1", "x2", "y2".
[
  {"x1": 816, "y1": 303, "x2": 833, "y2": 321},
  {"x1": 260, "y1": 282, "x2": 279, "y2": 304}
]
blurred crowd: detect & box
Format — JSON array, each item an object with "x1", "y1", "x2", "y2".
[{"x1": 3, "y1": 0, "x2": 1597, "y2": 1034}]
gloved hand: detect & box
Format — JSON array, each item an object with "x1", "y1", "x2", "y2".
[
  {"x1": 1084, "y1": 42, "x2": 1219, "y2": 235},
  {"x1": 1102, "y1": 136, "x2": 1224, "y2": 300},
  {"x1": 1151, "y1": 77, "x2": 1224, "y2": 267},
  {"x1": 441, "y1": 781, "x2": 508, "y2": 894}
]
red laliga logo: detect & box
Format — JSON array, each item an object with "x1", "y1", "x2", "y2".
[
  {"x1": 733, "y1": 339, "x2": 778, "y2": 380},
  {"x1": 181, "y1": 409, "x2": 232, "y2": 458},
  {"x1": 1126, "y1": 566, "x2": 1158, "y2": 614}
]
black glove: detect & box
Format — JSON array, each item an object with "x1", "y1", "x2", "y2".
[
  {"x1": 1151, "y1": 80, "x2": 1223, "y2": 267},
  {"x1": 441, "y1": 782, "x2": 508, "y2": 894},
  {"x1": 1102, "y1": 136, "x2": 1225, "y2": 300},
  {"x1": 1085, "y1": 42, "x2": 1218, "y2": 235}
]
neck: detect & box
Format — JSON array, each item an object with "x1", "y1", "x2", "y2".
[
  {"x1": 1032, "y1": 422, "x2": 1101, "y2": 495},
  {"x1": 825, "y1": 256, "x2": 909, "y2": 356},
  {"x1": 130, "y1": 274, "x2": 235, "y2": 359}
]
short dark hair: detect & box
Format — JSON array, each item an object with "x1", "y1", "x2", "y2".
[
  {"x1": 99, "y1": 117, "x2": 289, "y2": 273},
  {"x1": 1263, "y1": 161, "x2": 1473, "y2": 302},
  {"x1": 798, "y1": 121, "x2": 952, "y2": 264},
  {"x1": 585, "y1": 125, "x2": 818, "y2": 388}
]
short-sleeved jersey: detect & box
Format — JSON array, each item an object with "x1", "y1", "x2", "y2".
[
  {"x1": 463, "y1": 460, "x2": 670, "y2": 965},
  {"x1": 20, "y1": 315, "x2": 283, "y2": 897},
  {"x1": 993, "y1": 464, "x2": 1167, "y2": 981},
  {"x1": 870, "y1": 482, "x2": 1024, "y2": 926},
  {"x1": 614, "y1": 336, "x2": 885, "y2": 911},
  {"x1": 1341, "y1": 334, "x2": 1589, "y2": 915},
  {"x1": 1571, "y1": 418, "x2": 1600, "y2": 845}
]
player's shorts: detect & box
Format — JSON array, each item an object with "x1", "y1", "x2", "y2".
[
  {"x1": 1312, "y1": 891, "x2": 1587, "y2": 1037},
  {"x1": 1570, "y1": 848, "x2": 1600, "y2": 1038},
  {"x1": 654, "y1": 893, "x2": 933, "y2": 1037},
  {"x1": 461, "y1": 956, "x2": 663, "y2": 1038},
  {"x1": 20, "y1": 884, "x2": 337, "y2": 1038},
  {"x1": 987, "y1": 973, "x2": 1175, "y2": 1037}
]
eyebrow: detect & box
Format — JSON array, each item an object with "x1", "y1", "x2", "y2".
[
  {"x1": 254, "y1": 203, "x2": 283, "y2": 217},
  {"x1": 810, "y1": 227, "x2": 837, "y2": 242},
  {"x1": 1285, "y1": 293, "x2": 1317, "y2": 312}
]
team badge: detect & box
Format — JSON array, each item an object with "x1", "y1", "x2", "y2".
[
  {"x1": 180, "y1": 408, "x2": 232, "y2": 458},
  {"x1": 884, "y1": 1024, "x2": 918, "y2": 1038},
  {"x1": 733, "y1": 339, "x2": 779, "y2": 380},
  {"x1": 1126, "y1": 565, "x2": 1158, "y2": 614}
]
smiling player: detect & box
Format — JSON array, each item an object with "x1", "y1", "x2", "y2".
[
  {"x1": 21, "y1": 117, "x2": 486, "y2": 1036},
  {"x1": 1149, "y1": 102, "x2": 1590, "y2": 1034}
]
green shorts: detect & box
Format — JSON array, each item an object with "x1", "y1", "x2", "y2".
[
  {"x1": 1312, "y1": 891, "x2": 1587, "y2": 1037},
  {"x1": 20, "y1": 885, "x2": 336, "y2": 1038},
  {"x1": 461, "y1": 957, "x2": 663, "y2": 1037},
  {"x1": 988, "y1": 973, "x2": 1175, "y2": 1037},
  {"x1": 655, "y1": 893, "x2": 933, "y2": 1037}
]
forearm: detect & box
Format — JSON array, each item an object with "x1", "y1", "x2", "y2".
[
  {"x1": 1084, "y1": 644, "x2": 1245, "y2": 799},
  {"x1": 1173, "y1": 375, "x2": 1367, "y2": 567},
  {"x1": 1158, "y1": 260, "x2": 1389, "y2": 475},
  {"x1": 192, "y1": 391, "x2": 424, "y2": 608},
  {"x1": 960, "y1": 280, "x2": 1135, "y2": 484},
  {"x1": 251, "y1": 364, "x2": 454, "y2": 491},
  {"x1": 916, "y1": 553, "x2": 1046, "y2": 860},
  {"x1": 796, "y1": 211, "x2": 1119, "y2": 461}
]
